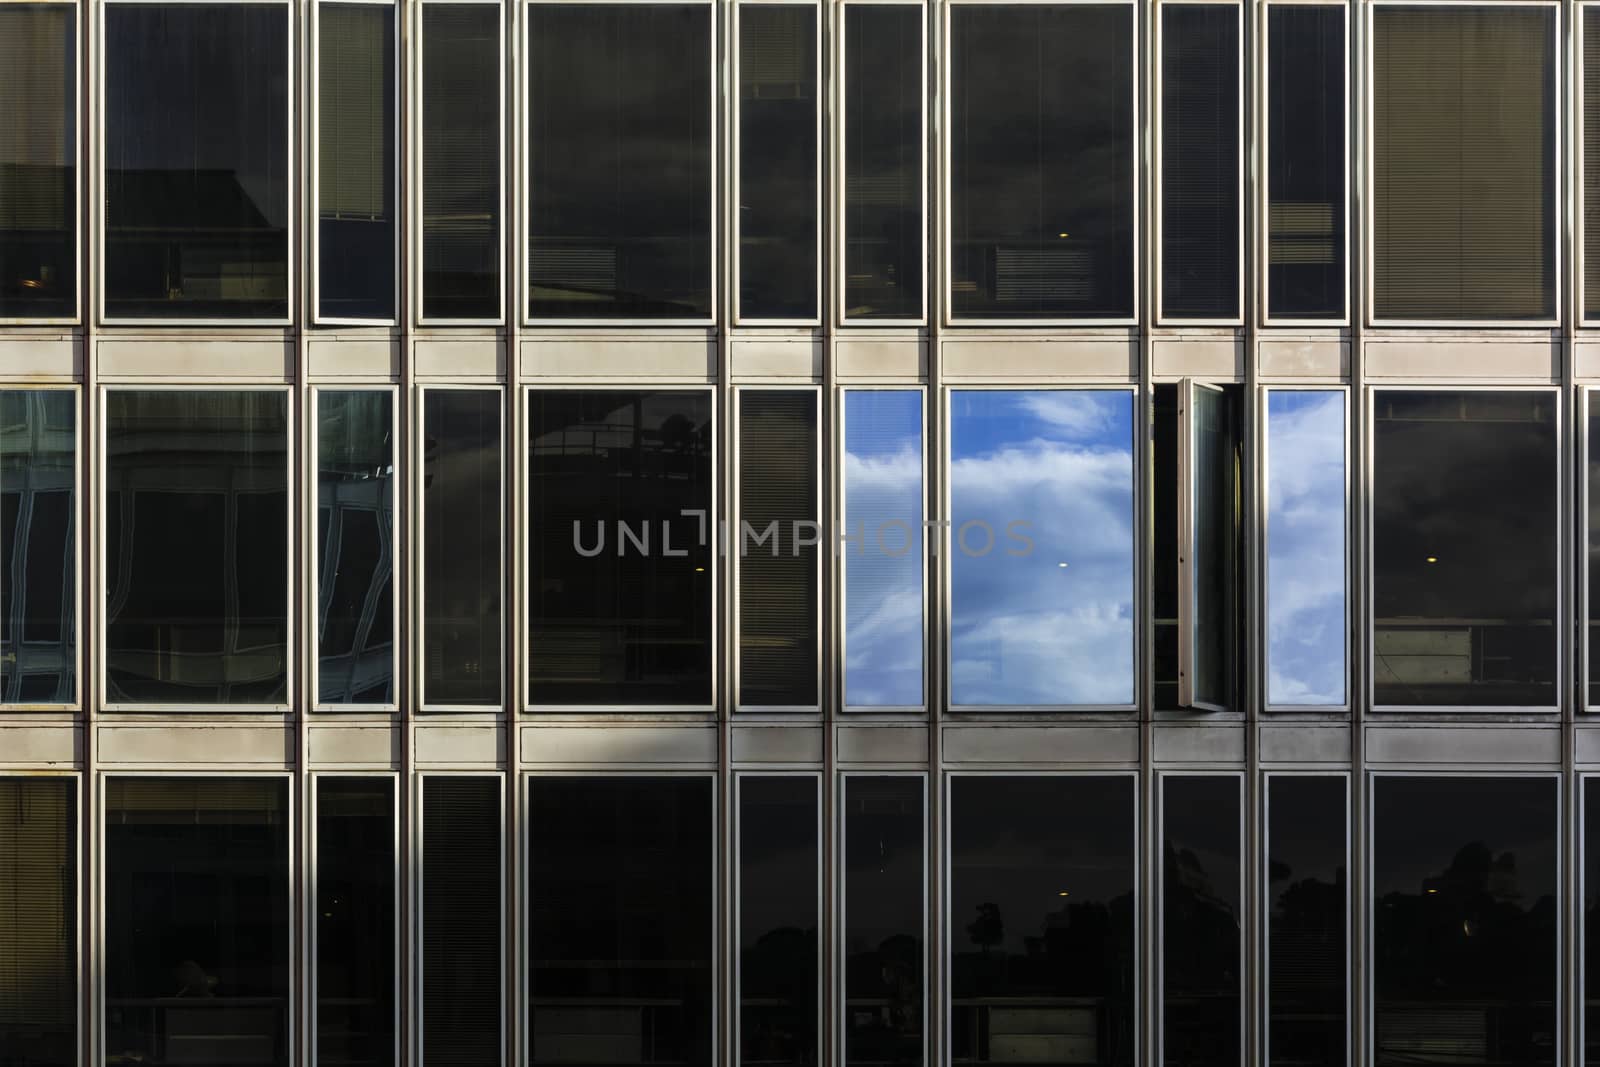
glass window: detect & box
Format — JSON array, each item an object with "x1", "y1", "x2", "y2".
[
  {"x1": 422, "y1": 776, "x2": 501, "y2": 1066},
  {"x1": 1373, "y1": 776, "x2": 1557, "y2": 1067},
  {"x1": 0, "y1": 5, "x2": 75, "y2": 320},
  {"x1": 948, "y1": 390, "x2": 1134, "y2": 707},
  {"x1": 422, "y1": 3, "x2": 500, "y2": 321},
  {"x1": 529, "y1": 776, "x2": 714, "y2": 1067},
  {"x1": 528, "y1": 4, "x2": 712, "y2": 320},
  {"x1": 1373, "y1": 6, "x2": 1555, "y2": 321},
  {"x1": 105, "y1": 777, "x2": 289, "y2": 1067},
  {"x1": 317, "y1": 390, "x2": 395, "y2": 706},
  {"x1": 0, "y1": 777, "x2": 75, "y2": 1067},
  {"x1": 1584, "y1": 777, "x2": 1600, "y2": 1065},
  {"x1": 1265, "y1": 390, "x2": 1346, "y2": 708},
  {"x1": 843, "y1": 4, "x2": 921, "y2": 320},
  {"x1": 1, "y1": 390, "x2": 74, "y2": 705},
  {"x1": 422, "y1": 389, "x2": 502, "y2": 708},
  {"x1": 1373, "y1": 391, "x2": 1557, "y2": 708},
  {"x1": 104, "y1": 4, "x2": 288, "y2": 320},
  {"x1": 950, "y1": 4, "x2": 1133, "y2": 320},
  {"x1": 843, "y1": 776, "x2": 924, "y2": 1067},
  {"x1": 104, "y1": 390, "x2": 288, "y2": 706},
  {"x1": 1591, "y1": 391, "x2": 1600, "y2": 709},
  {"x1": 318, "y1": 2, "x2": 396, "y2": 321},
  {"x1": 738, "y1": 776, "x2": 818, "y2": 1067},
  {"x1": 315, "y1": 777, "x2": 396, "y2": 1067},
  {"x1": 1587, "y1": 11, "x2": 1600, "y2": 322},
  {"x1": 1266, "y1": 5, "x2": 1344, "y2": 320},
  {"x1": 842, "y1": 390, "x2": 923, "y2": 709},
  {"x1": 950, "y1": 776, "x2": 1136, "y2": 1067},
  {"x1": 527, "y1": 389, "x2": 713, "y2": 707}
]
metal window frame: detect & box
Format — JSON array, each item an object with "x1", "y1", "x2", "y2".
[
  {"x1": 1581, "y1": 4, "x2": 1599, "y2": 326},
  {"x1": 1586, "y1": 385, "x2": 1598, "y2": 712},
  {"x1": 1177, "y1": 377, "x2": 1233, "y2": 710},
  {"x1": 1580, "y1": 773, "x2": 1597, "y2": 1066}
]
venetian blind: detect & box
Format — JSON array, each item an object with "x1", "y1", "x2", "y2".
[
  {"x1": 0, "y1": 778, "x2": 74, "y2": 1033},
  {"x1": 421, "y1": 5, "x2": 498, "y2": 289},
  {"x1": 0, "y1": 7, "x2": 69, "y2": 232},
  {"x1": 1585, "y1": 14, "x2": 1600, "y2": 319},
  {"x1": 422, "y1": 776, "x2": 500, "y2": 1067},
  {"x1": 320, "y1": 4, "x2": 389, "y2": 220}
]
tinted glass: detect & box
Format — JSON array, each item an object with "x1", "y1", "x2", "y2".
[
  {"x1": 1587, "y1": 14, "x2": 1600, "y2": 320},
  {"x1": 843, "y1": 776, "x2": 923, "y2": 1067},
  {"x1": 844, "y1": 5, "x2": 921, "y2": 320},
  {"x1": 950, "y1": 777, "x2": 1136, "y2": 1067},
  {"x1": 1585, "y1": 778, "x2": 1600, "y2": 1066},
  {"x1": 104, "y1": 4, "x2": 288, "y2": 319},
  {"x1": 949, "y1": 390, "x2": 1134, "y2": 706},
  {"x1": 1188, "y1": 385, "x2": 1234, "y2": 708},
  {"x1": 422, "y1": 4, "x2": 499, "y2": 320},
  {"x1": 739, "y1": 776, "x2": 818, "y2": 1067},
  {"x1": 529, "y1": 776, "x2": 714, "y2": 1067},
  {"x1": 1592, "y1": 392, "x2": 1600, "y2": 707},
  {"x1": 1152, "y1": 385, "x2": 1179, "y2": 708},
  {"x1": 1373, "y1": 777, "x2": 1557, "y2": 1067},
  {"x1": 950, "y1": 5, "x2": 1133, "y2": 319},
  {"x1": 318, "y1": 3, "x2": 396, "y2": 321},
  {"x1": 1373, "y1": 391, "x2": 1557, "y2": 707},
  {"x1": 842, "y1": 391, "x2": 923, "y2": 708},
  {"x1": 105, "y1": 778, "x2": 289, "y2": 1067},
  {"x1": 529, "y1": 4, "x2": 712, "y2": 320},
  {"x1": 0, "y1": 6, "x2": 75, "y2": 320},
  {"x1": 316, "y1": 777, "x2": 396, "y2": 1067},
  {"x1": 527, "y1": 389, "x2": 713, "y2": 707},
  {"x1": 1162, "y1": 775, "x2": 1242, "y2": 1067},
  {"x1": 422, "y1": 776, "x2": 501, "y2": 1067},
  {"x1": 1266, "y1": 776, "x2": 1346, "y2": 1067},
  {"x1": 105, "y1": 390, "x2": 288, "y2": 705},
  {"x1": 0, "y1": 777, "x2": 75, "y2": 1067},
  {"x1": 0, "y1": 390, "x2": 74, "y2": 704}
]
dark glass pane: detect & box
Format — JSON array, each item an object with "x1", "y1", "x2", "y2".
[
  {"x1": 319, "y1": 3, "x2": 396, "y2": 321},
  {"x1": 738, "y1": 391, "x2": 818, "y2": 708},
  {"x1": 1587, "y1": 15, "x2": 1600, "y2": 320},
  {"x1": 316, "y1": 777, "x2": 396, "y2": 1067},
  {"x1": 0, "y1": 777, "x2": 75, "y2": 1067},
  {"x1": 1374, "y1": 777, "x2": 1557, "y2": 1067},
  {"x1": 843, "y1": 776, "x2": 923, "y2": 1067},
  {"x1": 423, "y1": 390, "x2": 501, "y2": 707},
  {"x1": 105, "y1": 778, "x2": 289, "y2": 1067},
  {"x1": 527, "y1": 390, "x2": 713, "y2": 707},
  {"x1": 422, "y1": 776, "x2": 501, "y2": 1067},
  {"x1": 0, "y1": 6, "x2": 75, "y2": 320},
  {"x1": 1266, "y1": 776, "x2": 1346, "y2": 1067},
  {"x1": 422, "y1": 4, "x2": 500, "y2": 320},
  {"x1": 1374, "y1": 391, "x2": 1557, "y2": 707},
  {"x1": 529, "y1": 776, "x2": 714, "y2": 1067},
  {"x1": 1267, "y1": 5, "x2": 1344, "y2": 320},
  {"x1": 1585, "y1": 778, "x2": 1600, "y2": 1066},
  {"x1": 739, "y1": 777, "x2": 818, "y2": 1067},
  {"x1": 950, "y1": 777, "x2": 1136, "y2": 1067},
  {"x1": 105, "y1": 5, "x2": 288, "y2": 319},
  {"x1": 1161, "y1": 775, "x2": 1242, "y2": 1067},
  {"x1": 1152, "y1": 385, "x2": 1178, "y2": 709},
  {"x1": 951, "y1": 5, "x2": 1133, "y2": 319},
  {"x1": 0, "y1": 391, "x2": 74, "y2": 705},
  {"x1": 1189, "y1": 385, "x2": 1234, "y2": 708},
  {"x1": 528, "y1": 5, "x2": 712, "y2": 319},
  {"x1": 1592, "y1": 390, "x2": 1600, "y2": 706},
  {"x1": 318, "y1": 390, "x2": 395, "y2": 706},
  {"x1": 104, "y1": 391, "x2": 288, "y2": 705}
]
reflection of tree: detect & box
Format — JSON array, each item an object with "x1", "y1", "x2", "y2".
[
  {"x1": 967, "y1": 902, "x2": 1003, "y2": 956},
  {"x1": 1162, "y1": 842, "x2": 1240, "y2": 1067},
  {"x1": 742, "y1": 925, "x2": 818, "y2": 1066},
  {"x1": 1268, "y1": 859, "x2": 1346, "y2": 1067}
]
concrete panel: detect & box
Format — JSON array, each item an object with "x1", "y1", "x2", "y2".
[
  {"x1": 941, "y1": 340, "x2": 1136, "y2": 380},
  {"x1": 0, "y1": 725, "x2": 79, "y2": 764},
  {"x1": 1578, "y1": 727, "x2": 1600, "y2": 765},
  {"x1": 1365, "y1": 725, "x2": 1561, "y2": 765},
  {"x1": 1153, "y1": 724, "x2": 1246, "y2": 763},
  {"x1": 942, "y1": 725, "x2": 1138, "y2": 764},
  {"x1": 416, "y1": 724, "x2": 505, "y2": 764},
  {"x1": 1260, "y1": 725, "x2": 1351, "y2": 763},
  {"x1": 1259, "y1": 340, "x2": 1347, "y2": 378},
  {"x1": 308, "y1": 725, "x2": 399, "y2": 765},
  {"x1": 731, "y1": 724, "x2": 824, "y2": 763},
  {"x1": 835, "y1": 339, "x2": 923, "y2": 378},
  {"x1": 522, "y1": 339, "x2": 715, "y2": 378},
  {"x1": 1575, "y1": 341, "x2": 1600, "y2": 380},
  {"x1": 522, "y1": 725, "x2": 717, "y2": 764},
  {"x1": 836, "y1": 724, "x2": 928, "y2": 764},
  {"x1": 97, "y1": 725, "x2": 291, "y2": 764},
  {"x1": 1364, "y1": 341, "x2": 1558, "y2": 380},
  {"x1": 730, "y1": 340, "x2": 822, "y2": 379},
  {"x1": 415, "y1": 339, "x2": 504, "y2": 378},
  {"x1": 1152, "y1": 339, "x2": 1244, "y2": 379},
  {"x1": 308, "y1": 338, "x2": 400, "y2": 378},
  {"x1": 99, "y1": 339, "x2": 291, "y2": 379},
  {"x1": 0, "y1": 338, "x2": 78, "y2": 378}
]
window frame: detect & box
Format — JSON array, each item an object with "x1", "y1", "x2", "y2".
[
  {"x1": 1580, "y1": 772, "x2": 1600, "y2": 1067},
  {"x1": 1586, "y1": 384, "x2": 1600, "y2": 712},
  {"x1": 1178, "y1": 378, "x2": 1233, "y2": 710},
  {"x1": 1582, "y1": 3, "x2": 1600, "y2": 326}
]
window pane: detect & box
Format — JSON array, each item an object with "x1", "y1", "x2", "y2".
[
  {"x1": 423, "y1": 390, "x2": 502, "y2": 707},
  {"x1": 1373, "y1": 391, "x2": 1557, "y2": 707},
  {"x1": 529, "y1": 776, "x2": 714, "y2": 1067},
  {"x1": 1591, "y1": 392, "x2": 1600, "y2": 708},
  {"x1": 527, "y1": 389, "x2": 713, "y2": 707},
  {"x1": 105, "y1": 5, "x2": 288, "y2": 320},
  {"x1": 950, "y1": 5, "x2": 1133, "y2": 319},
  {"x1": 422, "y1": 4, "x2": 499, "y2": 320},
  {"x1": 1373, "y1": 6, "x2": 1555, "y2": 321},
  {"x1": 1, "y1": 391, "x2": 74, "y2": 705},
  {"x1": 0, "y1": 777, "x2": 75, "y2": 1067},
  {"x1": 739, "y1": 391, "x2": 818, "y2": 708},
  {"x1": 422, "y1": 776, "x2": 501, "y2": 1067},
  {"x1": 105, "y1": 391, "x2": 288, "y2": 705},
  {"x1": 528, "y1": 4, "x2": 712, "y2": 320},
  {"x1": 1266, "y1": 776, "x2": 1346, "y2": 1067},
  {"x1": 318, "y1": 3, "x2": 396, "y2": 321},
  {"x1": 1187, "y1": 385, "x2": 1235, "y2": 708},
  {"x1": 1266, "y1": 391, "x2": 1346, "y2": 707},
  {"x1": 105, "y1": 778, "x2": 289, "y2": 1067},
  {"x1": 318, "y1": 391, "x2": 395, "y2": 706},
  {"x1": 0, "y1": 6, "x2": 75, "y2": 320},
  {"x1": 949, "y1": 390, "x2": 1134, "y2": 706},
  {"x1": 842, "y1": 391, "x2": 923, "y2": 708},
  {"x1": 316, "y1": 777, "x2": 396, "y2": 1067},
  {"x1": 1267, "y1": 5, "x2": 1344, "y2": 320},
  {"x1": 1161, "y1": 775, "x2": 1242, "y2": 1067},
  {"x1": 951, "y1": 776, "x2": 1136, "y2": 1067},
  {"x1": 843, "y1": 776, "x2": 923, "y2": 1067},
  {"x1": 1587, "y1": 13, "x2": 1600, "y2": 321},
  {"x1": 1374, "y1": 777, "x2": 1557, "y2": 1067},
  {"x1": 738, "y1": 776, "x2": 818, "y2": 1067},
  {"x1": 844, "y1": 4, "x2": 921, "y2": 320},
  {"x1": 1585, "y1": 778, "x2": 1600, "y2": 1066}
]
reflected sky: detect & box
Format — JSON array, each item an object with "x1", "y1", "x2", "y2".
[{"x1": 949, "y1": 390, "x2": 1134, "y2": 706}]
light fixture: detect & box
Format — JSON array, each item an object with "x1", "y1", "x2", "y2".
[
  {"x1": 1057, "y1": 232, "x2": 1070, "y2": 239},
  {"x1": 1057, "y1": 891, "x2": 1070, "y2": 897},
  {"x1": 1425, "y1": 556, "x2": 1438, "y2": 564},
  {"x1": 694, "y1": 566, "x2": 705, "y2": 572}
]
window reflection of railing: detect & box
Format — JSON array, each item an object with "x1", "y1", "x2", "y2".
[
  {"x1": 951, "y1": 996, "x2": 1106, "y2": 1066},
  {"x1": 1376, "y1": 1000, "x2": 1556, "y2": 1066},
  {"x1": 529, "y1": 997, "x2": 687, "y2": 1065},
  {"x1": 105, "y1": 996, "x2": 285, "y2": 1067},
  {"x1": 1373, "y1": 618, "x2": 1554, "y2": 703}
]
